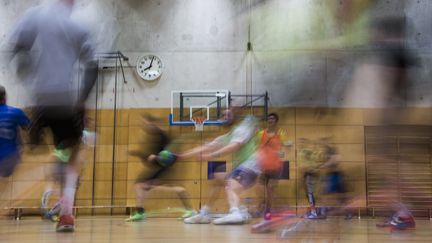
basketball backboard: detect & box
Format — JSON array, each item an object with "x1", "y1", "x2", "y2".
[{"x1": 169, "y1": 90, "x2": 230, "y2": 126}]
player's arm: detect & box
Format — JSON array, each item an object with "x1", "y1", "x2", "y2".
[
  {"x1": 204, "y1": 141, "x2": 242, "y2": 159},
  {"x1": 177, "y1": 135, "x2": 224, "y2": 159},
  {"x1": 78, "y1": 32, "x2": 98, "y2": 104},
  {"x1": 203, "y1": 125, "x2": 254, "y2": 160}
]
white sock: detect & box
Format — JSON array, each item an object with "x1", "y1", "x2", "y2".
[{"x1": 59, "y1": 168, "x2": 78, "y2": 216}]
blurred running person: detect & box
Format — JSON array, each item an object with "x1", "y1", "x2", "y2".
[
  {"x1": 180, "y1": 108, "x2": 260, "y2": 225},
  {"x1": 0, "y1": 85, "x2": 30, "y2": 186},
  {"x1": 126, "y1": 114, "x2": 195, "y2": 222},
  {"x1": 8, "y1": 0, "x2": 98, "y2": 232}
]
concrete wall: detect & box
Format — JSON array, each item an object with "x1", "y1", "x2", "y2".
[{"x1": 0, "y1": 0, "x2": 431, "y2": 109}]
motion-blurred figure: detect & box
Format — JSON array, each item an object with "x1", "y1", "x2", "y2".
[
  {"x1": 345, "y1": 16, "x2": 418, "y2": 230},
  {"x1": 126, "y1": 114, "x2": 195, "y2": 222},
  {"x1": 180, "y1": 108, "x2": 260, "y2": 225},
  {"x1": 8, "y1": 0, "x2": 98, "y2": 232},
  {"x1": 0, "y1": 86, "x2": 30, "y2": 191},
  {"x1": 298, "y1": 138, "x2": 325, "y2": 219},
  {"x1": 255, "y1": 112, "x2": 291, "y2": 218},
  {"x1": 319, "y1": 142, "x2": 353, "y2": 219}
]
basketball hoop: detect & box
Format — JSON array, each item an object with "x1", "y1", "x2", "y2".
[{"x1": 191, "y1": 116, "x2": 206, "y2": 131}]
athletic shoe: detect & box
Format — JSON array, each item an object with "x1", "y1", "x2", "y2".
[
  {"x1": 184, "y1": 212, "x2": 211, "y2": 224},
  {"x1": 239, "y1": 206, "x2": 252, "y2": 222},
  {"x1": 389, "y1": 216, "x2": 416, "y2": 230},
  {"x1": 43, "y1": 211, "x2": 60, "y2": 222},
  {"x1": 344, "y1": 213, "x2": 353, "y2": 220},
  {"x1": 213, "y1": 209, "x2": 245, "y2": 225},
  {"x1": 41, "y1": 191, "x2": 52, "y2": 209},
  {"x1": 376, "y1": 219, "x2": 392, "y2": 228},
  {"x1": 179, "y1": 209, "x2": 197, "y2": 219},
  {"x1": 305, "y1": 210, "x2": 318, "y2": 219},
  {"x1": 125, "y1": 212, "x2": 146, "y2": 222},
  {"x1": 56, "y1": 214, "x2": 75, "y2": 232}
]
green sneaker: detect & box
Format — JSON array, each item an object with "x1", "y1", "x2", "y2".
[{"x1": 125, "y1": 212, "x2": 146, "y2": 222}]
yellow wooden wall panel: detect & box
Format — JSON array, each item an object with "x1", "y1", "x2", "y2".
[
  {"x1": 127, "y1": 126, "x2": 147, "y2": 144},
  {"x1": 273, "y1": 180, "x2": 297, "y2": 198},
  {"x1": 80, "y1": 163, "x2": 94, "y2": 180},
  {"x1": 93, "y1": 181, "x2": 113, "y2": 199},
  {"x1": 296, "y1": 108, "x2": 364, "y2": 125},
  {"x1": 363, "y1": 108, "x2": 432, "y2": 126},
  {"x1": 97, "y1": 127, "x2": 129, "y2": 145},
  {"x1": 113, "y1": 180, "x2": 127, "y2": 199},
  {"x1": 296, "y1": 125, "x2": 364, "y2": 144},
  {"x1": 128, "y1": 108, "x2": 170, "y2": 126},
  {"x1": 75, "y1": 181, "x2": 93, "y2": 200},
  {"x1": 0, "y1": 182, "x2": 13, "y2": 202},
  {"x1": 93, "y1": 162, "x2": 113, "y2": 181},
  {"x1": 10, "y1": 199, "x2": 40, "y2": 207},
  {"x1": 12, "y1": 162, "x2": 46, "y2": 181},
  {"x1": 114, "y1": 163, "x2": 128, "y2": 181},
  {"x1": 11, "y1": 181, "x2": 44, "y2": 200},
  {"x1": 95, "y1": 145, "x2": 128, "y2": 162},
  {"x1": 94, "y1": 109, "x2": 129, "y2": 127},
  {"x1": 337, "y1": 144, "x2": 365, "y2": 162}
]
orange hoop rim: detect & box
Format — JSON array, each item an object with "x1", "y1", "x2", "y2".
[
  {"x1": 191, "y1": 116, "x2": 206, "y2": 124},
  {"x1": 191, "y1": 116, "x2": 206, "y2": 131}
]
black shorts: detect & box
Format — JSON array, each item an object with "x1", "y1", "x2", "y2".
[
  {"x1": 29, "y1": 106, "x2": 84, "y2": 148},
  {"x1": 258, "y1": 170, "x2": 282, "y2": 185}
]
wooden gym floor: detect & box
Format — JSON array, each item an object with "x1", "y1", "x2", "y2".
[{"x1": 0, "y1": 216, "x2": 431, "y2": 243}]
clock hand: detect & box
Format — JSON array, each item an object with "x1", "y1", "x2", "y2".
[
  {"x1": 143, "y1": 56, "x2": 155, "y2": 71},
  {"x1": 149, "y1": 56, "x2": 154, "y2": 67}
]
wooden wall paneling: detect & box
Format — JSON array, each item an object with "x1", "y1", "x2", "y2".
[
  {"x1": 11, "y1": 181, "x2": 44, "y2": 201},
  {"x1": 296, "y1": 108, "x2": 364, "y2": 125}
]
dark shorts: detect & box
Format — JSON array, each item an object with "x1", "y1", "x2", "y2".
[
  {"x1": 0, "y1": 152, "x2": 20, "y2": 177},
  {"x1": 324, "y1": 172, "x2": 346, "y2": 194},
  {"x1": 29, "y1": 106, "x2": 84, "y2": 148},
  {"x1": 258, "y1": 170, "x2": 282, "y2": 185},
  {"x1": 228, "y1": 167, "x2": 259, "y2": 189}
]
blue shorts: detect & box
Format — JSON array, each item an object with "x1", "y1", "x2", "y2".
[
  {"x1": 228, "y1": 167, "x2": 259, "y2": 189},
  {"x1": 324, "y1": 172, "x2": 346, "y2": 193}
]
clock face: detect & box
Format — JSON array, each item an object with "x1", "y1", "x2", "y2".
[{"x1": 136, "y1": 55, "x2": 163, "y2": 81}]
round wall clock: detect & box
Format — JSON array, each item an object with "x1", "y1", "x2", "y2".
[{"x1": 136, "y1": 54, "x2": 163, "y2": 81}]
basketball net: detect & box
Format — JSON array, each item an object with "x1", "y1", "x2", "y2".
[{"x1": 191, "y1": 116, "x2": 206, "y2": 131}]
